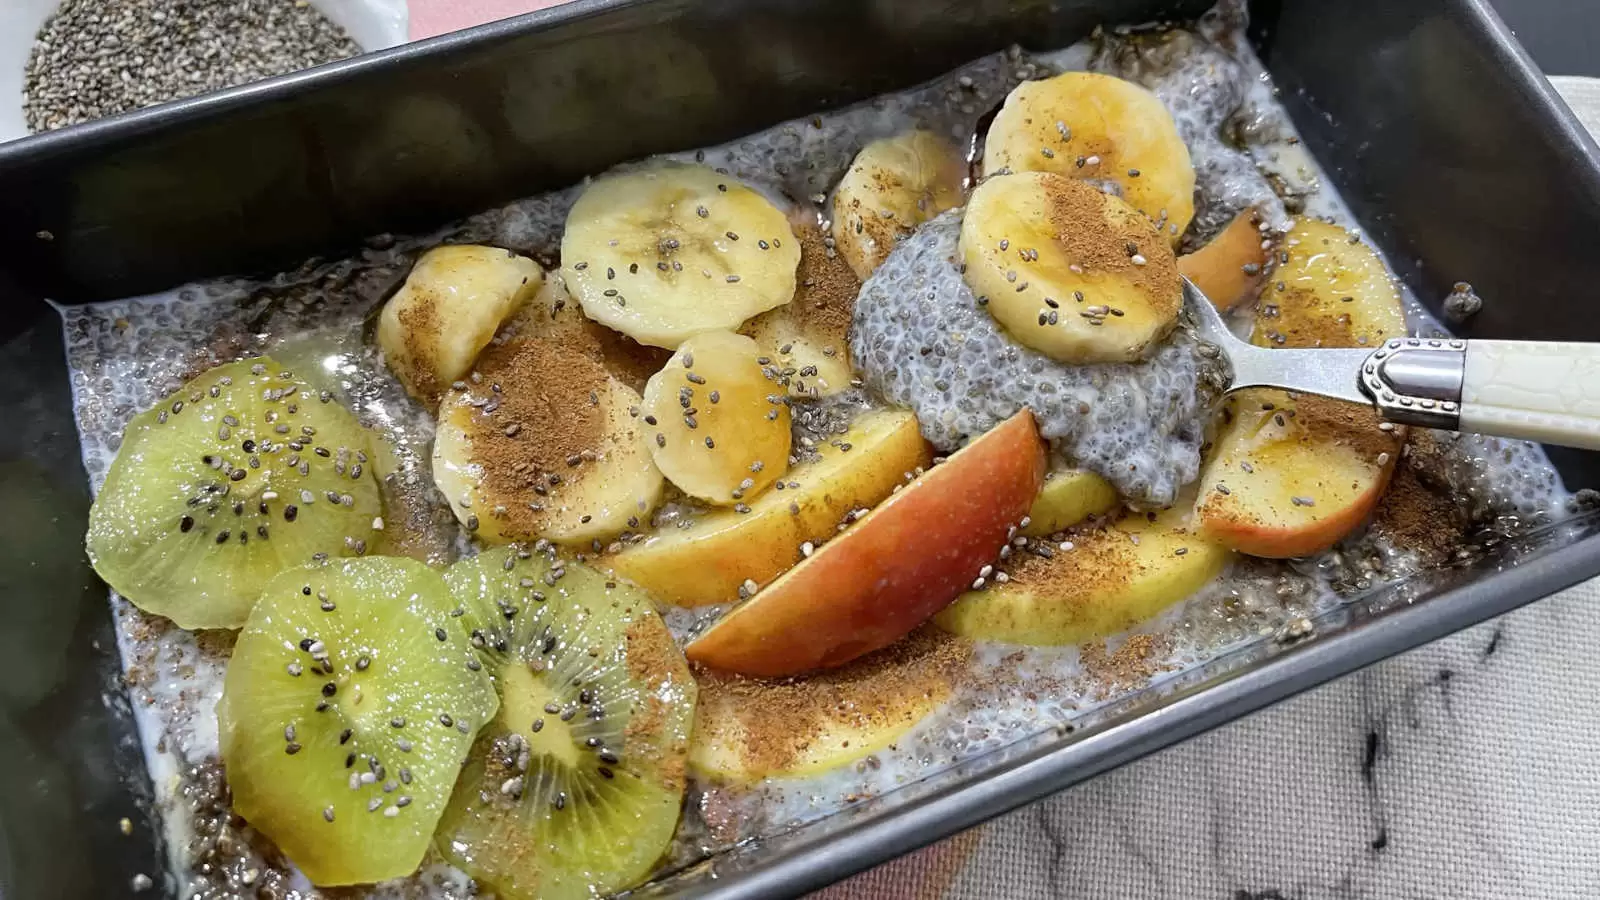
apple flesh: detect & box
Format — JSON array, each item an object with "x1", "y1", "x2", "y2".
[
  {"x1": 1022, "y1": 468, "x2": 1118, "y2": 537},
  {"x1": 1176, "y1": 209, "x2": 1269, "y2": 312},
  {"x1": 1195, "y1": 391, "x2": 1401, "y2": 558},
  {"x1": 607, "y1": 409, "x2": 930, "y2": 606},
  {"x1": 935, "y1": 506, "x2": 1228, "y2": 645},
  {"x1": 686, "y1": 409, "x2": 1047, "y2": 676},
  {"x1": 689, "y1": 628, "x2": 970, "y2": 782}
]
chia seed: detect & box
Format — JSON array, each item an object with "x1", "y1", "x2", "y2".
[{"x1": 24, "y1": 0, "x2": 362, "y2": 134}]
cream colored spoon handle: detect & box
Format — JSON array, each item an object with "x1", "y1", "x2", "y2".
[{"x1": 1457, "y1": 340, "x2": 1600, "y2": 450}]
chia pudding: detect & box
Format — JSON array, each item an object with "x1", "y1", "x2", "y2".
[{"x1": 852, "y1": 210, "x2": 1224, "y2": 506}]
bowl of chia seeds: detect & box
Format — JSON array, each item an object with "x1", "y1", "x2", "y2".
[{"x1": 1, "y1": 0, "x2": 410, "y2": 143}]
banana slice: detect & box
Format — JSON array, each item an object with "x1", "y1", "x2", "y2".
[
  {"x1": 831, "y1": 130, "x2": 966, "y2": 280},
  {"x1": 641, "y1": 330, "x2": 791, "y2": 505},
  {"x1": 740, "y1": 225, "x2": 859, "y2": 398},
  {"x1": 960, "y1": 171, "x2": 1182, "y2": 364},
  {"x1": 560, "y1": 163, "x2": 801, "y2": 349},
  {"x1": 742, "y1": 310, "x2": 853, "y2": 399},
  {"x1": 432, "y1": 338, "x2": 663, "y2": 545},
  {"x1": 983, "y1": 71, "x2": 1195, "y2": 242},
  {"x1": 378, "y1": 245, "x2": 543, "y2": 405}
]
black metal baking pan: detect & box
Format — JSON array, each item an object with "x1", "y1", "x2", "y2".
[{"x1": 3, "y1": 0, "x2": 1598, "y2": 897}]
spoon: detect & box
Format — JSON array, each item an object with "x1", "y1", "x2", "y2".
[{"x1": 1182, "y1": 278, "x2": 1600, "y2": 450}]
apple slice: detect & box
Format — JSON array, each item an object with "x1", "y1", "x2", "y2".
[
  {"x1": 1252, "y1": 217, "x2": 1406, "y2": 349},
  {"x1": 1022, "y1": 468, "x2": 1119, "y2": 538},
  {"x1": 1195, "y1": 215, "x2": 1408, "y2": 559},
  {"x1": 1176, "y1": 208, "x2": 1269, "y2": 312},
  {"x1": 686, "y1": 409, "x2": 1047, "y2": 676},
  {"x1": 1194, "y1": 391, "x2": 1401, "y2": 558},
  {"x1": 935, "y1": 506, "x2": 1228, "y2": 646},
  {"x1": 690, "y1": 628, "x2": 970, "y2": 783},
  {"x1": 607, "y1": 409, "x2": 931, "y2": 607}
]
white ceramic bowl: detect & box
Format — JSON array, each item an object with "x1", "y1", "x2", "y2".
[{"x1": 0, "y1": 0, "x2": 409, "y2": 143}]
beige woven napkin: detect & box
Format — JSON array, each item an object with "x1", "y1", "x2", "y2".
[{"x1": 818, "y1": 77, "x2": 1600, "y2": 900}]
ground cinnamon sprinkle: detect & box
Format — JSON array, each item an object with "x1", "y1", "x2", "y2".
[
  {"x1": 1079, "y1": 632, "x2": 1172, "y2": 693},
  {"x1": 464, "y1": 338, "x2": 609, "y2": 536},
  {"x1": 1292, "y1": 394, "x2": 1402, "y2": 462},
  {"x1": 395, "y1": 299, "x2": 444, "y2": 402},
  {"x1": 502, "y1": 275, "x2": 672, "y2": 390},
  {"x1": 625, "y1": 693, "x2": 686, "y2": 793},
  {"x1": 693, "y1": 627, "x2": 972, "y2": 776},
  {"x1": 792, "y1": 224, "x2": 860, "y2": 345},
  {"x1": 1265, "y1": 285, "x2": 1368, "y2": 348},
  {"x1": 1371, "y1": 446, "x2": 1466, "y2": 564},
  {"x1": 503, "y1": 277, "x2": 670, "y2": 394},
  {"x1": 587, "y1": 325, "x2": 671, "y2": 394},
  {"x1": 845, "y1": 174, "x2": 907, "y2": 276},
  {"x1": 1043, "y1": 174, "x2": 1180, "y2": 319},
  {"x1": 624, "y1": 616, "x2": 694, "y2": 795},
  {"x1": 1003, "y1": 521, "x2": 1135, "y2": 609}
]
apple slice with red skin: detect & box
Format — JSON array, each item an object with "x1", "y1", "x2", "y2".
[
  {"x1": 1194, "y1": 216, "x2": 1407, "y2": 558},
  {"x1": 1194, "y1": 391, "x2": 1401, "y2": 558},
  {"x1": 685, "y1": 409, "x2": 1047, "y2": 677}
]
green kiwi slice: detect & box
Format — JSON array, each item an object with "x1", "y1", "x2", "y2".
[
  {"x1": 86, "y1": 357, "x2": 384, "y2": 629},
  {"x1": 436, "y1": 546, "x2": 696, "y2": 900},
  {"x1": 218, "y1": 557, "x2": 498, "y2": 887}
]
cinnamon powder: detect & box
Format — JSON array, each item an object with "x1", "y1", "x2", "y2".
[
  {"x1": 503, "y1": 278, "x2": 670, "y2": 394},
  {"x1": 1371, "y1": 446, "x2": 1466, "y2": 564},
  {"x1": 1043, "y1": 174, "x2": 1180, "y2": 320},
  {"x1": 1292, "y1": 394, "x2": 1402, "y2": 462},
  {"x1": 465, "y1": 338, "x2": 609, "y2": 537},
  {"x1": 1080, "y1": 632, "x2": 1172, "y2": 693},
  {"x1": 395, "y1": 299, "x2": 444, "y2": 402},
  {"x1": 1002, "y1": 523, "x2": 1137, "y2": 610},
  {"x1": 1265, "y1": 286, "x2": 1369, "y2": 348},
  {"x1": 588, "y1": 325, "x2": 672, "y2": 395},
  {"x1": 792, "y1": 224, "x2": 860, "y2": 346},
  {"x1": 692, "y1": 627, "x2": 972, "y2": 776},
  {"x1": 624, "y1": 615, "x2": 695, "y2": 796}
]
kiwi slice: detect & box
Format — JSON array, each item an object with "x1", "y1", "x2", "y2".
[
  {"x1": 218, "y1": 557, "x2": 497, "y2": 887},
  {"x1": 86, "y1": 357, "x2": 384, "y2": 629},
  {"x1": 436, "y1": 546, "x2": 695, "y2": 900}
]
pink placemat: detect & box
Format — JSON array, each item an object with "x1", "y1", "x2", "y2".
[{"x1": 409, "y1": 0, "x2": 570, "y2": 39}]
